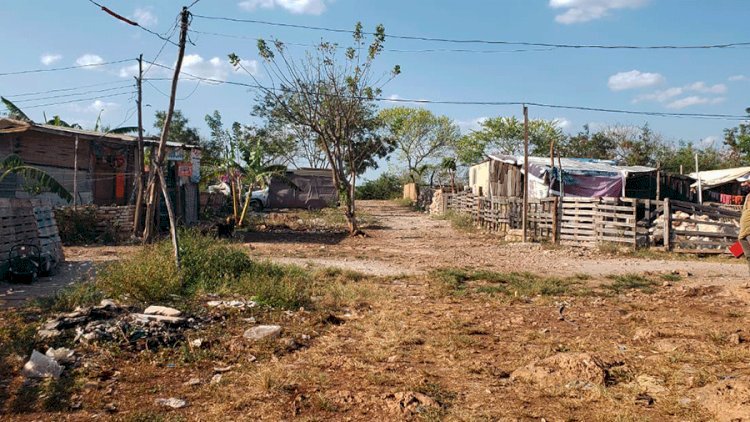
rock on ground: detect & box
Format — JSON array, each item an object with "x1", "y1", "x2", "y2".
[
  {"x1": 511, "y1": 352, "x2": 606, "y2": 389},
  {"x1": 22, "y1": 350, "x2": 63, "y2": 379},
  {"x1": 156, "y1": 398, "x2": 188, "y2": 409},
  {"x1": 695, "y1": 377, "x2": 750, "y2": 422},
  {"x1": 244, "y1": 325, "x2": 282, "y2": 341},
  {"x1": 144, "y1": 306, "x2": 182, "y2": 317},
  {"x1": 45, "y1": 347, "x2": 75, "y2": 365}
]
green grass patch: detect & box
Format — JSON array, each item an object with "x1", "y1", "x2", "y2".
[
  {"x1": 604, "y1": 274, "x2": 658, "y2": 294},
  {"x1": 434, "y1": 211, "x2": 475, "y2": 232},
  {"x1": 659, "y1": 273, "x2": 682, "y2": 282},
  {"x1": 431, "y1": 268, "x2": 590, "y2": 297}
]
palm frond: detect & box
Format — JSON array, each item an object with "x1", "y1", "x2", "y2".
[
  {"x1": 0, "y1": 154, "x2": 24, "y2": 169},
  {"x1": 1, "y1": 97, "x2": 32, "y2": 123},
  {"x1": 107, "y1": 126, "x2": 139, "y2": 134},
  {"x1": 4, "y1": 166, "x2": 72, "y2": 202}
]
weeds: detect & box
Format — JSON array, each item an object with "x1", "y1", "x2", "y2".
[
  {"x1": 660, "y1": 273, "x2": 682, "y2": 282},
  {"x1": 604, "y1": 274, "x2": 658, "y2": 294},
  {"x1": 433, "y1": 211, "x2": 475, "y2": 232},
  {"x1": 432, "y1": 269, "x2": 589, "y2": 297}
]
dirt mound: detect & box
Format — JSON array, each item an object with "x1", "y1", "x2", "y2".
[
  {"x1": 695, "y1": 377, "x2": 750, "y2": 422},
  {"x1": 511, "y1": 352, "x2": 607, "y2": 389}
]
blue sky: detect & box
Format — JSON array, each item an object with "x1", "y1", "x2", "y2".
[{"x1": 1, "y1": 0, "x2": 749, "y2": 178}]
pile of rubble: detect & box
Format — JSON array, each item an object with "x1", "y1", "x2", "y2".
[{"x1": 38, "y1": 300, "x2": 201, "y2": 351}]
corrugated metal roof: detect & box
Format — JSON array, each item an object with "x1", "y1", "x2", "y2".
[{"x1": 487, "y1": 154, "x2": 655, "y2": 177}]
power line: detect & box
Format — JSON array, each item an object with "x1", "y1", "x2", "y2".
[
  {"x1": 189, "y1": 29, "x2": 555, "y2": 54},
  {"x1": 86, "y1": 0, "x2": 179, "y2": 47},
  {"x1": 21, "y1": 91, "x2": 136, "y2": 109},
  {"x1": 141, "y1": 60, "x2": 750, "y2": 121},
  {"x1": 192, "y1": 14, "x2": 750, "y2": 50},
  {"x1": 4, "y1": 80, "x2": 132, "y2": 98},
  {"x1": 9, "y1": 84, "x2": 135, "y2": 104},
  {"x1": 143, "y1": 13, "x2": 182, "y2": 77},
  {"x1": 0, "y1": 59, "x2": 134, "y2": 77}
]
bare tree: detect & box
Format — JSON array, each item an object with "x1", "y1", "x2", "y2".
[{"x1": 230, "y1": 23, "x2": 399, "y2": 235}]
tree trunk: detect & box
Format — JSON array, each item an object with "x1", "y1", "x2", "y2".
[
  {"x1": 345, "y1": 171, "x2": 360, "y2": 235},
  {"x1": 157, "y1": 167, "x2": 180, "y2": 269},
  {"x1": 238, "y1": 186, "x2": 251, "y2": 227}
]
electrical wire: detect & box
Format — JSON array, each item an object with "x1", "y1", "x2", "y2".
[
  {"x1": 143, "y1": 13, "x2": 182, "y2": 78},
  {"x1": 10, "y1": 84, "x2": 135, "y2": 104},
  {"x1": 21, "y1": 91, "x2": 136, "y2": 109},
  {"x1": 4, "y1": 80, "x2": 132, "y2": 98},
  {"x1": 86, "y1": 0, "x2": 179, "y2": 47},
  {"x1": 141, "y1": 60, "x2": 749, "y2": 121},
  {"x1": 191, "y1": 14, "x2": 750, "y2": 50},
  {"x1": 188, "y1": 29, "x2": 556, "y2": 54},
  {"x1": 144, "y1": 78, "x2": 202, "y2": 101},
  {"x1": 0, "y1": 59, "x2": 134, "y2": 77}
]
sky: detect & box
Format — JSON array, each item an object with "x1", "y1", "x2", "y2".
[{"x1": 1, "y1": 0, "x2": 750, "y2": 179}]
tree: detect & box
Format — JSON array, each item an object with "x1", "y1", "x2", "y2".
[
  {"x1": 235, "y1": 138, "x2": 289, "y2": 226},
  {"x1": 230, "y1": 22, "x2": 400, "y2": 235},
  {"x1": 379, "y1": 107, "x2": 459, "y2": 192},
  {"x1": 656, "y1": 141, "x2": 724, "y2": 173},
  {"x1": 723, "y1": 108, "x2": 750, "y2": 166},
  {"x1": 455, "y1": 116, "x2": 563, "y2": 165},
  {"x1": 154, "y1": 109, "x2": 201, "y2": 146},
  {"x1": 561, "y1": 124, "x2": 617, "y2": 160},
  {"x1": 0, "y1": 154, "x2": 72, "y2": 202},
  {"x1": 602, "y1": 123, "x2": 665, "y2": 166}
]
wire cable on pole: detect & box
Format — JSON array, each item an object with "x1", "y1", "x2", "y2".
[
  {"x1": 9, "y1": 84, "x2": 136, "y2": 104},
  {"x1": 4, "y1": 80, "x2": 132, "y2": 98},
  {"x1": 191, "y1": 14, "x2": 750, "y2": 50},
  {"x1": 86, "y1": 0, "x2": 179, "y2": 46},
  {"x1": 21, "y1": 91, "x2": 136, "y2": 109},
  {"x1": 141, "y1": 60, "x2": 750, "y2": 121},
  {"x1": 0, "y1": 59, "x2": 134, "y2": 77}
]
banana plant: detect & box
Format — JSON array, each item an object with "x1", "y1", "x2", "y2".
[
  {"x1": 236, "y1": 138, "x2": 292, "y2": 226},
  {"x1": 2, "y1": 97, "x2": 136, "y2": 133},
  {"x1": 0, "y1": 154, "x2": 72, "y2": 202}
]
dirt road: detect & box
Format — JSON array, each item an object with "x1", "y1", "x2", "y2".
[{"x1": 248, "y1": 200, "x2": 748, "y2": 282}]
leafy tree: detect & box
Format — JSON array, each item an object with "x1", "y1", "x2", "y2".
[
  {"x1": 355, "y1": 173, "x2": 404, "y2": 200},
  {"x1": 656, "y1": 141, "x2": 724, "y2": 173},
  {"x1": 236, "y1": 138, "x2": 289, "y2": 226},
  {"x1": 456, "y1": 116, "x2": 563, "y2": 165},
  {"x1": 231, "y1": 22, "x2": 400, "y2": 235},
  {"x1": 723, "y1": 108, "x2": 750, "y2": 166},
  {"x1": 561, "y1": 124, "x2": 617, "y2": 160},
  {"x1": 379, "y1": 107, "x2": 459, "y2": 192},
  {"x1": 602, "y1": 123, "x2": 666, "y2": 166},
  {"x1": 154, "y1": 109, "x2": 201, "y2": 147}
]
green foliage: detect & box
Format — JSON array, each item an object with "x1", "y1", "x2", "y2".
[
  {"x1": 456, "y1": 116, "x2": 564, "y2": 165},
  {"x1": 378, "y1": 107, "x2": 460, "y2": 184},
  {"x1": 604, "y1": 274, "x2": 657, "y2": 294},
  {"x1": 1, "y1": 96, "x2": 32, "y2": 122},
  {"x1": 0, "y1": 154, "x2": 72, "y2": 202},
  {"x1": 723, "y1": 109, "x2": 750, "y2": 166},
  {"x1": 55, "y1": 207, "x2": 99, "y2": 245},
  {"x1": 356, "y1": 173, "x2": 403, "y2": 200},
  {"x1": 656, "y1": 141, "x2": 724, "y2": 173},
  {"x1": 432, "y1": 269, "x2": 586, "y2": 297}
]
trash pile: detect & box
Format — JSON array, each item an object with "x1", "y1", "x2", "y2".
[{"x1": 38, "y1": 300, "x2": 201, "y2": 351}]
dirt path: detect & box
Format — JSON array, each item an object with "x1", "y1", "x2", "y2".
[{"x1": 248, "y1": 200, "x2": 748, "y2": 283}]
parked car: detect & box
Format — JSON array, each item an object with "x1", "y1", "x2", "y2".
[{"x1": 249, "y1": 168, "x2": 338, "y2": 211}]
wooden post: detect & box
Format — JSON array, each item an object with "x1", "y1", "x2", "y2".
[
  {"x1": 655, "y1": 162, "x2": 661, "y2": 201},
  {"x1": 679, "y1": 164, "x2": 684, "y2": 175},
  {"x1": 522, "y1": 105, "x2": 529, "y2": 243},
  {"x1": 552, "y1": 196, "x2": 559, "y2": 243},
  {"x1": 695, "y1": 153, "x2": 703, "y2": 204},
  {"x1": 664, "y1": 197, "x2": 671, "y2": 251},
  {"x1": 73, "y1": 135, "x2": 78, "y2": 209},
  {"x1": 133, "y1": 54, "x2": 145, "y2": 235}
]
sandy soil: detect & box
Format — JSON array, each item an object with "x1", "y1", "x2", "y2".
[{"x1": 4, "y1": 201, "x2": 750, "y2": 421}]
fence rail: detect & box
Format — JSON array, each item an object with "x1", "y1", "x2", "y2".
[{"x1": 442, "y1": 191, "x2": 741, "y2": 254}]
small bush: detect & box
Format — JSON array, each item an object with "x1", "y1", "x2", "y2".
[
  {"x1": 356, "y1": 173, "x2": 403, "y2": 200},
  {"x1": 432, "y1": 269, "x2": 586, "y2": 297},
  {"x1": 604, "y1": 274, "x2": 657, "y2": 294},
  {"x1": 55, "y1": 207, "x2": 98, "y2": 245},
  {"x1": 442, "y1": 211, "x2": 475, "y2": 232}
]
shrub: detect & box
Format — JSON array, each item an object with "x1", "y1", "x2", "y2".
[
  {"x1": 356, "y1": 173, "x2": 403, "y2": 200},
  {"x1": 55, "y1": 207, "x2": 98, "y2": 245}
]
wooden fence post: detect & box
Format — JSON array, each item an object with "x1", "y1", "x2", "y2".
[
  {"x1": 663, "y1": 197, "x2": 671, "y2": 251},
  {"x1": 552, "y1": 197, "x2": 559, "y2": 244}
]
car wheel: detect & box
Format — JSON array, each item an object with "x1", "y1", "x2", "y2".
[{"x1": 250, "y1": 200, "x2": 263, "y2": 213}]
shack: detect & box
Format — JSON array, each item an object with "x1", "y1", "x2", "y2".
[
  {"x1": 689, "y1": 166, "x2": 750, "y2": 205},
  {"x1": 0, "y1": 118, "x2": 202, "y2": 224},
  {"x1": 469, "y1": 154, "x2": 657, "y2": 199}
]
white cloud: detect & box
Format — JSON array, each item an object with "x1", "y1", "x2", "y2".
[
  {"x1": 40, "y1": 54, "x2": 62, "y2": 66},
  {"x1": 554, "y1": 117, "x2": 572, "y2": 130},
  {"x1": 729, "y1": 75, "x2": 748, "y2": 82},
  {"x1": 634, "y1": 80, "x2": 728, "y2": 109},
  {"x1": 238, "y1": 0, "x2": 328, "y2": 15},
  {"x1": 118, "y1": 63, "x2": 141, "y2": 78},
  {"x1": 69, "y1": 99, "x2": 120, "y2": 116},
  {"x1": 456, "y1": 117, "x2": 488, "y2": 133},
  {"x1": 549, "y1": 0, "x2": 648, "y2": 24},
  {"x1": 608, "y1": 70, "x2": 664, "y2": 91},
  {"x1": 76, "y1": 54, "x2": 105, "y2": 69},
  {"x1": 700, "y1": 136, "x2": 719, "y2": 148},
  {"x1": 181, "y1": 54, "x2": 257, "y2": 84},
  {"x1": 132, "y1": 7, "x2": 158, "y2": 27},
  {"x1": 666, "y1": 96, "x2": 725, "y2": 109}
]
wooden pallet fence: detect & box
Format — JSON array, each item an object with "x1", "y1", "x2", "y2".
[
  {"x1": 666, "y1": 200, "x2": 740, "y2": 254},
  {"x1": 559, "y1": 197, "x2": 599, "y2": 245}
]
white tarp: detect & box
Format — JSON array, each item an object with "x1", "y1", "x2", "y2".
[{"x1": 689, "y1": 167, "x2": 750, "y2": 189}]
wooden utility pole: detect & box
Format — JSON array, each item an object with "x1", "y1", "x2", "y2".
[
  {"x1": 656, "y1": 161, "x2": 661, "y2": 201},
  {"x1": 522, "y1": 105, "x2": 529, "y2": 243},
  {"x1": 142, "y1": 6, "x2": 189, "y2": 269},
  {"x1": 133, "y1": 54, "x2": 145, "y2": 235},
  {"x1": 695, "y1": 153, "x2": 703, "y2": 204},
  {"x1": 73, "y1": 135, "x2": 79, "y2": 209}
]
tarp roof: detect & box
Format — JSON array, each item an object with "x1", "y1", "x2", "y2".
[
  {"x1": 487, "y1": 154, "x2": 655, "y2": 179},
  {"x1": 689, "y1": 166, "x2": 750, "y2": 189}
]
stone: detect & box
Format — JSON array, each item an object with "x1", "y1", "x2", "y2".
[
  {"x1": 634, "y1": 375, "x2": 668, "y2": 395},
  {"x1": 38, "y1": 329, "x2": 62, "y2": 339},
  {"x1": 22, "y1": 350, "x2": 63, "y2": 379},
  {"x1": 184, "y1": 378, "x2": 201, "y2": 386},
  {"x1": 190, "y1": 339, "x2": 204, "y2": 348},
  {"x1": 511, "y1": 353, "x2": 606, "y2": 389},
  {"x1": 144, "y1": 306, "x2": 182, "y2": 317},
  {"x1": 632, "y1": 328, "x2": 655, "y2": 342},
  {"x1": 695, "y1": 377, "x2": 750, "y2": 422},
  {"x1": 213, "y1": 366, "x2": 232, "y2": 373},
  {"x1": 243, "y1": 325, "x2": 282, "y2": 341},
  {"x1": 156, "y1": 398, "x2": 188, "y2": 409},
  {"x1": 210, "y1": 374, "x2": 222, "y2": 385},
  {"x1": 131, "y1": 313, "x2": 185, "y2": 325},
  {"x1": 45, "y1": 347, "x2": 75, "y2": 365}
]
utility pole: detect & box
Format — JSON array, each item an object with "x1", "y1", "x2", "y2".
[
  {"x1": 695, "y1": 153, "x2": 703, "y2": 204},
  {"x1": 73, "y1": 135, "x2": 78, "y2": 209},
  {"x1": 133, "y1": 54, "x2": 144, "y2": 235},
  {"x1": 143, "y1": 6, "x2": 189, "y2": 269},
  {"x1": 522, "y1": 105, "x2": 529, "y2": 243}
]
